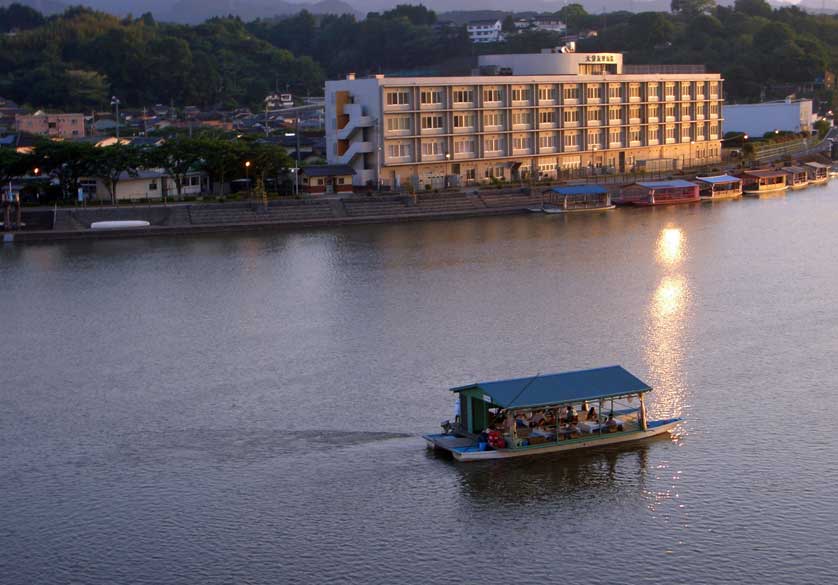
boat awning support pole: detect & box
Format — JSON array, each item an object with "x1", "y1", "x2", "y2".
[{"x1": 639, "y1": 393, "x2": 648, "y2": 431}]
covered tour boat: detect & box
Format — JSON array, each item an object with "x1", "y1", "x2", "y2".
[
  {"x1": 739, "y1": 169, "x2": 788, "y2": 195},
  {"x1": 529, "y1": 185, "x2": 615, "y2": 214},
  {"x1": 695, "y1": 175, "x2": 743, "y2": 200},
  {"x1": 781, "y1": 166, "x2": 810, "y2": 190},
  {"x1": 424, "y1": 366, "x2": 681, "y2": 462},
  {"x1": 803, "y1": 162, "x2": 830, "y2": 185},
  {"x1": 613, "y1": 180, "x2": 700, "y2": 206}
]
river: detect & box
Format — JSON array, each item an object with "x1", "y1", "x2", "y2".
[{"x1": 2, "y1": 187, "x2": 838, "y2": 584}]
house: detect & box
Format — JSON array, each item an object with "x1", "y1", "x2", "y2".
[
  {"x1": 533, "y1": 20, "x2": 567, "y2": 34},
  {"x1": 723, "y1": 99, "x2": 813, "y2": 136},
  {"x1": 80, "y1": 169, "x2": 209, "y2": 202},
  {"x1": 265, "y1": 93, "x2": 294, "y2": 110},
  {"x1": 299, "y1": 165, "x2": 355, "y2": 196},
  {"x1": 15, "y1": 111, "x2": 85, "y2": 138},
  {"x1": 466, "y1": 19, "x2": 503, "y2": 43}
]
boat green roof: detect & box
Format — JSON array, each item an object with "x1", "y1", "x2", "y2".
[{"x1": 450, "y1": 365, "x2": 651, "y2": 409}]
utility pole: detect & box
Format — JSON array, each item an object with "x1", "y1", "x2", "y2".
[
  {"x1": 295, "y1": 115, "x2": 301, "y2": 197},
  {"x1": 110, "y1": 96, "x2": 120, "y2": 139}
]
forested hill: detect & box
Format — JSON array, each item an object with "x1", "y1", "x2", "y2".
[{"x1": 2, "y1": 0, "x2": 838, "y2": 111}]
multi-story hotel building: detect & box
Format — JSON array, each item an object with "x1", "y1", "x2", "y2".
[{"x1": 325, "y1": 50, "x2": 723, "y2": 189}]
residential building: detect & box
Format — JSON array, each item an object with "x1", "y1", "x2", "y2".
[
  {"x1": 532, "y1": 20, "x2": 567, "y2": 34},
  {"x1": 15, "y1": 111, "x2": 85, "y2": 138},
  {"x1": 722, "y1": 99, "x2": 813, "y2": 137},
  {"x1": 325, "y1": 50, "x2": 724, "y2": 189},
  {"x1": 81, "y1": 169, "x2": 208, "y2": 202},
  {"x1": 299, "y1": 165, "x2": 355, "y2": 196},
  {"x1": 467, "y1": 20, "x2": 503, "y2": 43}
]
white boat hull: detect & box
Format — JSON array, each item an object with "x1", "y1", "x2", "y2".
[
  {"x1": 426, "y1": 418, "x2": 681, "y2": 462},
  {"x1": 90, "y1": 220, "x2": 151, "y2": 230},
  {"x1": 543, "y1": 205, "x2": 615, "y2": 214}
]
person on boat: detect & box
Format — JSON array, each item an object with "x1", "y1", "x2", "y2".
[
  {"x1": 606, "y1": 414, "x2": 623, "y2": 432},
  {"x1": 586, "y1": 406, "x2": 598, "y2": 421},
  {"x1": 542, "y1": 410, "x2": 556, "y2": 427},
  {"x1": 564, "y1": 405, "x2": 577, "y2": 424}
]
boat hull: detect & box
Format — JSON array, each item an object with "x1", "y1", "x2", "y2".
[
  {"x1": 425, "y1": 418, "x2": 681, "y2": 462},
  {"x1": 809, "y1": 177, "x2": 829, "y2": 185},
  {"x1": 743, "y1": 184, "x2": 788, "y2": 196},
  {"x1": 700, "y1": 192, "x2": 742, "y2": 200},
  {"x1": 633, "y1": 198, "x2": 700, "y2": 206},
  {"x1": 787, "y1": 182, "x2": 809, "y2": 191},
  {"x1": 543, "y1": 205, "x2": 616, "y2": 214}
]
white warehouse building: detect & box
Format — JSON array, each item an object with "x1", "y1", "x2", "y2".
[{"x1": 722, "y1": 99, "x2": 813, "y2": 137}]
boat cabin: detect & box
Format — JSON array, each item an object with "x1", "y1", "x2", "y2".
[
  {"x1": 781, "y1": 166, "x2": 809, "y2": 189},
  {"x1": 739, "y1": 169, "x2": 787, "y2": 194},
  {"x1": 695, "y1": 175, "x2": 743, "y2": 199},
  {"x1": 615, "y1": 180, "x2": 700, "y2": 206},
  {"x1": 542, "y1": 185, "x2": 613, "y2": 212},
  {"x1": 425, "y1": 366, "x2": 681, "y2": 461},
  {"x1": 803, "y1": 162, "x2": 830, "y2": 184}
]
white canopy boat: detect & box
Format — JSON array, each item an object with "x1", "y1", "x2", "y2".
[{"x1": 424, "y1": 365, "x2": 681, "y2": 462}]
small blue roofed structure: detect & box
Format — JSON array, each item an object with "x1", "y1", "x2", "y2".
[
  {"x1": 695, "y1": 174, "x2": 740, "y2": 185},
  {"x1": 453, "y1": 366, "x2": 650, "y2": 409},
  {"x1": 636, "y1": 180, "x2": 698, "y2": 189},
  {"x1": 616, "y1": 179, "x2": 700, "y2": 206},
  {"x1": 695, "y1": 174, "x2": 744, "y2": 199},
  {"x1": 547, "y1": 185, "x2": 608, "y2": 196},
  {"x1": 540, "y1": 184, "x2": 613, "y2": 212}
]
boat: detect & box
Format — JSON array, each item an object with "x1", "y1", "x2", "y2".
[
  {"x1": 781, "y1": 166, "x2": 810, "y2": 191},
  {"x1": 695, "y1": 174, "x2": 743, "y2": 200},
  {"x1": 424, "y1": 365, "x2": 681, "y2": 462},
  {"x1": 613, "y1": 180, "x2": 700, "y2": 206},
  {"x1": 90, "y1": 220, "x2": 151, "y2": 230},
  {"x1": 739, "y1": 170, "x2": 788, "y2": 196},
  {"x1": 537, "y1": 185, "x2": 615, "y2": 213},
  {"x1": 803, "y1": 162, "x2": 830, "y2": 185}
]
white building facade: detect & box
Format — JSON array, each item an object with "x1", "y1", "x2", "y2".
[
  {"x1": 466, "y1": 20, "x2": 503, "y2": 44},
  {"x1": 722, "y1": 99, "x2": 813, "y2": 137},
  {"x1": 325, "y1": 52, "x2": 724, "y2": 189}
]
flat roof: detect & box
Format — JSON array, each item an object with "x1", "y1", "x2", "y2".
[
  {"x1": 637, "y1": 180, "x2": 698, "y2": 189},
  {"x1": 696, "y1": 174, "x2": 741, "y2": 184},
  {"x1": 804, "y1": 161, "x2": 830, "y2": 169},
  {"x1": 327, "y1": 73, "x2": 722, "y2": 87},
  {"x1": 781, "y1": 166, "x2": 806, "y2": 173},
  {"x1": 547, "y1": 185, "x2": 608, "y2": 195},
  {"x1": 451, "y1": 365, "x2": 651, "y2": 409},
  {"x1": 743, "y1": 170, "x2": 787, "y2": 178}
]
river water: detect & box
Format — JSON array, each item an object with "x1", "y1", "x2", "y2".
[{"x1": 2, "y1": 187, "x2": 838, "y2": 584}]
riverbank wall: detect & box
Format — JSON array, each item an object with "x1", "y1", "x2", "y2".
[{"x1": 7, "y1": 189, "x2": 544, "y2": 244}]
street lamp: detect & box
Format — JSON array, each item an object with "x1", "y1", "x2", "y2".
[
  {"x1": 244, "y1": 160, "x2": 251, "y2": 198},
  {"x1": 110, "y1": 96, "x2": 120, "y2": 140},
  {"x1": 444, "y1": 152, "x2": 451, "y2": 189}
]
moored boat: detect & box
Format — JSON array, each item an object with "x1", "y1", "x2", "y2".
[
  {"x1": 538, "y1": 185, "x2": 615, "y2": 213},
  {"x1": 739, "y1": 169, "x2": 788, "y2": 196},
  {"x1": 424, "y1": 365, "x2": 681, "y2": 462},
  {"x1": 695, "y1": 174, "x2": 743, "y2": 200},
  {"x1": 803, "y1": 162, "x2": 830, "y2": 185},
  {"x1": 781, "y1": 166, "x2": 810, "y2": 191},
  {"x1": 613, "y1": 180, "x2": 700, "y2": 206}
]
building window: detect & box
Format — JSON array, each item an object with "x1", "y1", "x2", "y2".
[
  {"x1": 190, "y1": 176, "x2": 200, "y2": 186},
  {"x1": 608, "y1": 84, "x2": 622, "y2": 100},
  {"x1": 564, "y1": 132, "x2": 579, "y2": 148},
  {"x1": 587, "y1": 130, "x2": 602, "y2": 148},
  {"x1": 608, "y1": 106, "x2": 622, "y2": 123},
  {"x1": 665, "y1": 82, "x2": 676, "y2": 99},
  {"x1": 513, "y1": 135, "x2": 531, "y2": 150},
  {"x1": 665, "y1": 125, "x2": 676, "y2": 143},
  {"x1": 648, "y1": 104, "x2": 659, "y2": 120},
  {"x1": 483, "y1": 88, "x2": 502, "y2": 102},
  {"x1": 538, "y1": 87, "x2": 557, "y2": 101},
  {"x1": 338, "y1": 178, "x2": 345, "y2": 185},
  {"x1": 710, "y1": 102, "x2": 719, "y2": 116},
  {"x1": 563, "y1": 108, "x2": 579, "y2": 125},
  {"x1": 681, "y1": 103, "x2": 691, "y2": 119},
  {"x1": 628, "y1": 84, "x2": 641, "y2": 99},
  {"x1": 609, "y1": 128, "x2": 622, "y2": 145},
  {"x1": 665, "y1": 103, "x2": 676, "y2": 119},
  {"x1": 647, "y1": 83, "x2": 659, "y2": 100},
  {"x1": 539, "y1": 134, "x2": 555, "y2": 148},
  {"x1": 386, "y1": 116, "x2": 410, "y2": 131},
  {"x1": 484, "y1": 112, "x2": 502, "y2": 127},
  {"x1": 629, "y1": 105, "x2": 641, "y2": 121},
  {"x1": 453, "y1": 89, "x2": 474, "y2": 103},
  {"x1": 681, "y1": 124, "x2": 691, "y2": 142},
  {"x1": 420, "y1": 89, "x2": 442, "y2": 104},
  {"x1": 386, "y1": 90, "x2": 409, "y2": 106},
  {"x1": 563, "y1": 85, "x2": 579, "y2": 102},
  {"x1": 586, "y1": 84, "x2": 601, "y2": 101},
  {"x1": 454, "y1": 139, "x2": 475, "y2": 154},
  {"x1": 512, "y1": 111, "x2": 531, "y2": 126},
  {"x1": 149, "y1": 181, "x2": 157, "y2": 190},
  {"x1": 387, "y1": 143, "x2": 410, "y2": 158},
  {"x1": 586, "y1": 107, "x2": 601, "y2": 124},
  {"x1": 484, "y1": 137, "x2": 502, "y2": 153},
  {"x1": 539, "y1": 111, "x2": 555, "y2": 125},
  {"x1": 421, "y1": 115, "x2": 444, "y2": 130},
  {"x1": 512, "y1": 87, "x2": 531, "y2": 102},
  {"x1": 630, "y1": 127, "x2": 642, "y2": 144},
  {"x1": 648, "y1": 125, "x2": 659, "y2": 144},
  {"x1": 421, "y1": 141, "x2": 445, "y2": 156},
  {"x1": 453, "y1": 113, "x2": 475, "y2": 128}
]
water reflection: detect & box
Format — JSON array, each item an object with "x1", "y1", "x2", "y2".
[
  {"x1": 448, "y1": 442, "x2": 655, "y2": 507},
  {"x1": 646, "y1": 227, "x2": 690, "y2": 420}
]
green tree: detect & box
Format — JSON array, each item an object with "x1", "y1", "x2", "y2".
[
  {"x1": 381, "y1": 4, "x2": 437, "y2": 26},
  {"x1": 91, "y1": 144, "x2": 142, "y2": 205},
  {"x1": 200, "y1": 138, "x2": 247, "y2": 195},
  {"x1": 734, "y1": 0, "x2": 772, "y2": 18},
  {"x1": 502, "y1": 15, "x2": 517, "y2": 34},
  {"x1": 671, "y1": 0, "x2": 716, "y2": 18},
  {"x1": 0, "y1": 148, "x2": 28, "y2": 188},
  {"x1": 0, "y1": 3, "x2": 44, "y2": 33},
  {"x1": 557, "y1": 3, "x2": 589, "y2": 31},
  {"x1": 34, "y1": 141, "x2": 98, "y2": 201},
  {"x1": 144, "y1": 137, "x2": 206, "y2": 201}
]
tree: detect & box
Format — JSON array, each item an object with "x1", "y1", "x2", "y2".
[
  {"x1": 91, "y1": 145, "x2": 142, "y2": 205},
  {"x1": 34, "y1": 141, "x2": 98, "y2": 202},
  {"x1": 628, "y1": 12, "x2": 674, "y2": 49},
  {"x1": 144, "y1": 138, "x2": 206, "y2": 201},
  {"x1": 671, "y1": 0, "x2": 716, "y2": 18},
  {"x1": 0, "y1": 148, "x2": 28, "y2": 188},
  {"x1": 557, "y1": 3, "x2": 589, "y2": 31},
  {"x1": 0, "y1": 3, "x2": 44, "y2": 33},
  {"x1": 200, "y1": 138, "x2": 247, "y2": 196},
  {"x1": 502, "y1": 15, "x2": 517, "y2": 34},
  {"x1": 242, "y1": 142, "x2": 292, "y2": 189},
  {"x1": 380, "y1": 4, "x2": 437, "y2": 26},
  {"x1": 734, "y1": 0, "x2": 772, "y2": 19}
]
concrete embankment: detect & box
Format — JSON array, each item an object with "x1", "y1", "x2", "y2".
[{"x1": 8, "y1": 190, "x2": 544, "y2": 244}]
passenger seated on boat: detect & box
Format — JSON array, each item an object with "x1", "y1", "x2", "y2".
[
  {"x1": 528, "y1": 411, "x2": 545, "y2": 428},
  {"x1": 563, "y1": 405, "x2": 578, "y2": 424},
  {"x1": 586, "y1": 407, "x2": 598, "y2": 421},
  {"x1": 605, "y1": 414, "x2": 624, "y2": 433},
  {"x1": 542, "y1": 411, "x2": 556, "y2": 427}
]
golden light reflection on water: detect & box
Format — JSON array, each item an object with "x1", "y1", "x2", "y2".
[
  {"x1": 657, "y1": 227, "x2": 684, "y2": 266},
  {"x1": 645, "y1": 226, "x2": 690, "y2": 424}
]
